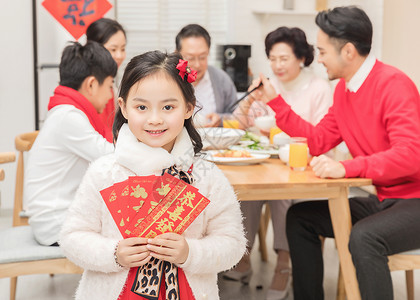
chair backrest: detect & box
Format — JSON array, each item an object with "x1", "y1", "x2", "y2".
[
  {"x1": 0, "y1": 150, "x2": 83, "y2": 300},
  {"x1": 13, "y1": 131, "x2": 39, "y2": 227}
]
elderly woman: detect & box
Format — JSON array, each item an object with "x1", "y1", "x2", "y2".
[{"x1": 227, "y1": 27, "x2": 332, "y2": 300}]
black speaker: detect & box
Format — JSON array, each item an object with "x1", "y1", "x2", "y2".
[{"x1": 217, "y1": 45, "x2": 251, "y2": 92}]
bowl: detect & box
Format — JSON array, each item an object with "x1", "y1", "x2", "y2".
[
  {"x1": 198, "y1": 127, "x2": 245, "y2": 150},
  {"x1": 273, "y1": 132, "x2": 291, "y2": 146},
  {"x1": 278, "y1": 144, "x2": 290, "y2": 164},
  {"x1": 254, "y1": 115, "x2": 276, "y2": 132}
]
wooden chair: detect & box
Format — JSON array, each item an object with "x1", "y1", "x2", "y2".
[
  {"x1": 334, "y1": 184, "x2": 419, "y2": 300},
  {"x1": 388, "y1": 250, "x2": 420, "y2": 300},
  {"x1": 0, "y1": 133, "x2": 83, "y2": 300},
  {"x1": 13, "y1": 131, "x2": 39, "y2": 226},
  {"x1": 336, "y1": 249, "x2": 420, "y2": 300},
  {"x1": 0, "y1": 152, "x2": 16, "y2": 180}
]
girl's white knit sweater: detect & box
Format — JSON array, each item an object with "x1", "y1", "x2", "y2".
[{"x1": 60, "y1": 124, "x2": 246, "y2": 300}]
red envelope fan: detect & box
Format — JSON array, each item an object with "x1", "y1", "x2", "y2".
[
  {"x1": 119, "y1": 174, "x2": 210, "y2": 300},
  {"x1": 131, "y1": 174, "x2": 210, "y2": 238}
]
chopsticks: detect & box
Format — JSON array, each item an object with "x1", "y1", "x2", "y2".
[{"x1": 228, "y1": 80, "x2": 266, "y2": 112}]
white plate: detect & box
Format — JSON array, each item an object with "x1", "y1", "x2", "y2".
[
  {"x1": 198, "y1": 127, "x2": 245, "y2": 150},
  {"x1": 203, "y1": 151, "x2": 270, "y2": 165},
  {"x1": 229, "y1": 145, "x2": 279, "y2": 157}
]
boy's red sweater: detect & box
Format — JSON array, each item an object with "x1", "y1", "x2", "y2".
[{"x1": 268, "y1": 60, "x2": 420, "y2": 201}]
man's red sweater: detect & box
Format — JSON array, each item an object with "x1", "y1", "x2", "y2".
[{"x1": 268, "y1": 60, "x2": 420, "y2": 201}]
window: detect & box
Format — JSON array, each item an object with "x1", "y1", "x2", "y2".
[{"x1": 116, "y1": 0, "x2": 229, "y2": 69}]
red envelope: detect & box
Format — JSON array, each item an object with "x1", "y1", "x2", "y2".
[
  {"x1": 125, "y1": 173, "x2": 179, "y2": 236},
  {"x1": 101, "y1": 176, "x2": 157, "y2": 237},
  {"x1": 129, "y1": 176, "x2": 210, "y2": 238},
  {"x1": 100, "y1": 179, "x2": 132, "y2": 236},
  {"x1": 101, "y1": 173, "x2": 210, "y2": 240},
  {"x1": 122, "y1": 175, "x2": 160, "y2": 236}
]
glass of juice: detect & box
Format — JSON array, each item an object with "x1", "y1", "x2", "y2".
[
  {"x1": 223, "y1": 119, "x2": 240, "y2": 129},
  {"x1": 289, "y1": 137, "x2": 308, "y2": 171},
  {"x1": 269, "y1": 126, "x2": 282, "y2": 144}
]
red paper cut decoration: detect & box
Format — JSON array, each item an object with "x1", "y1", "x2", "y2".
[{"x1": 42, "y1": 0, "x2": 113, "y2": 40}]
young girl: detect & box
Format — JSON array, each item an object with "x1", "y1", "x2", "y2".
[{"x1": 60, "y1": 50, "x2": 246, "y2": 300}]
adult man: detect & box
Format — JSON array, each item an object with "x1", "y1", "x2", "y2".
[
  {"x1": 253, "y1": 6, "x2": 420, "y2": 300},
  {"x1": 26, "y1": 41, "x2": 116, "y2": 246},
  {"x1": 176, "y1": 24, "x2": 237, "y2": 127}
]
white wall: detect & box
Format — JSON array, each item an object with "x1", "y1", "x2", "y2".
[
  {"x1": 0, "y1": 1, "x2": 34, "y2": 210},
  {"x1": 382, "y1": 0, "x2": 420, "y2": 88}
]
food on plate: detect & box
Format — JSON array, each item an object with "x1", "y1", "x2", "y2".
[
  {"x1": 239, "y1": 132, "x2": 278, "y2": 151},
  {"x1": 213, "y1": 150, "x2": 252, "y2": 158},
  {"x1": 242, "y1": 131, "x2": 260, "y2": 143}
]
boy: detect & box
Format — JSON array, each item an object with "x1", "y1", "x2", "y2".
[{"x1": 26, "y1": 41, "x2": 117, "y2": 246}]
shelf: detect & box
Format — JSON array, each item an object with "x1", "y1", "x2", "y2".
[{"x1": 252, "y1": 8, "x2": 318, "y2": 18}]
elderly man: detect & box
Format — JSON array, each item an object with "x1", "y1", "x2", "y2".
[
  {"x1": 176, "y1": 24, "x2": 237, "y2": 127},
  {"x1": 252, "y1": 6, "x2": 420, "y2": 300}
]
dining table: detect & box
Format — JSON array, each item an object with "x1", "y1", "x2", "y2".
[{"x1": 218, "y1": 158, "x2": 372, "y2": 300}]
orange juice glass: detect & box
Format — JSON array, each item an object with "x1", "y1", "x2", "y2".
[
  {"x1": 223, "y1": 119, "x2": 240, "y2": 129},
  {"x1": 289, "y1": 137, "x2": 308, "y2": 171},
  {"x1": 269, "y1": 127, "x2": 282, "y2": 144}
]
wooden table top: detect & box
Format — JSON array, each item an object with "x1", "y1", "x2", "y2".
[{"x1": 218, "y1": 159, "x2": 372, "y2": 190}]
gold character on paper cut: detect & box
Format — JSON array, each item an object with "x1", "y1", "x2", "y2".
[
  {"x1": 133, "y1": 201, "x2": 145, "y2": 212},
  {"x1": 156, "y1": 218, "x2": 174, "y2": 233},
  {"x1": 125, "y1": 229, "x2": 131, "y2": 235},
  {"x1": 180, "y1": 191, "x2": 195, "y2": 208},
  {"x1": 120, "y1": 218, "x2": 125, "y2": 227},
  {"x1": 121, "y1": 185, "x2": 130, "y2": 196},
  {"x1": 117, "y1": 209, "x2": 121, "y2": 213},
  {"x1": 134, "y1": 217, "x2": 144, "y2": 228},
  {"x1": 145, "y1": 230, "x2": 157, "y2": 239},
  {"x1": 167, "y1": 205, "x2": 185, "y2": 222},
  {"x1": 130, "y1": 185, "x2": 148, "y2": 199},
  {"x1": 156, "y1": 183, "x2": 171, "y2": 196},
  {"x1": 148, "y1": 201, "x2": 159, "y2": 214},
  {"x1": 109, "y1": 190, "x2": 117, "y2": 202}
]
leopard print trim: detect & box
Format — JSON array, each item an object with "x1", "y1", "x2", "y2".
[{"x1": 131, "y1": 257, "x2": 179, "y2": 300}]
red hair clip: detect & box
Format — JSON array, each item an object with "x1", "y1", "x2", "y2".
[{"x1": 176, "y1": 59, "x2": 197, "y2": 83}]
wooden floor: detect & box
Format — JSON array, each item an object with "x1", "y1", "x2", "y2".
[{"x1": 1, "y1": 188, "x2": 419, "y2": 300}]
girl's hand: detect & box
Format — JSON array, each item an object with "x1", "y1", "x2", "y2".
[
  {"x1": 147, "y1": 232, "x2": 189, "y2": 265},
  {"x1": 116, "y1": 237, "x2": 151, "y2": 268}
]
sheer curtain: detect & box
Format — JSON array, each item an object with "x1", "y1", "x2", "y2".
[{"x1": 115, "y1": 0, "x2": 229, "y2": 70}]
